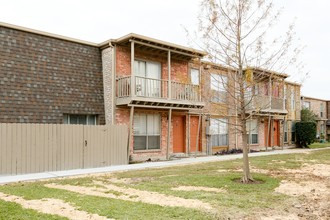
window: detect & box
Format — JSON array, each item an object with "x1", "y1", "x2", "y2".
[
  {"x1": 190, "y1": 68, "x2": 199, "y2": 85},
  {"x1": 134, "y1": 60, "x2": 161, "y2": 97},
  {"x1": 303, "y1": 101, "x2": 311, "y2": 110},
  {"x1": 210, "y1": 118, "x2": 228, "y2": 146},
  {"x1": 133, "y1": 113, "x2": 160, "y2": 150},
  {"x1": 246, "y1": 119, "x2": 258, "y2": 144},
  {"x1": 320, "y1": 103, "x2": 324, "y2": 118},
  {"x1": 210, "y1": 73, "x2": 227, "y2": 102},
  {"x1": 284, "y1": 121, "x2": 288, "y2": 143},
  {"x1": 291, "y1": 88, "x2": 295, "y2": 110},
  {"x1": 63, "y1": 114, "x2": 97, "y2": 125}
]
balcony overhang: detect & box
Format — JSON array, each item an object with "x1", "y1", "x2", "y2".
[
  {"x1": 247, "y1": 108, "x2": 288, "y2": 115},
  {"x1": 116, "y1": 96, "x2": 205, "y2": 110},
  {"x1": 103, "y1": 33, "x2": 206, "y2": 60}
]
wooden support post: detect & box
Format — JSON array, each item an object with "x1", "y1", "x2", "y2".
[
  {"x1": 131, "y1": 41, "x2": 135, "y2": 97},
  {"x1": 167, "y1": 109, "x2": 172, "y2": 160},
  {"x1": 199, "y1": 63, "x2": 202, "y2": 102},
  {"x1": 127, "y1": 106, "x2": 134, "y2": 162},
  {"x1": 270, "y1": 119, "x2": 274, "y2": 149},
  {"x1": 269, "y1": 77, "x2": 272, "y2": 107},
  {"x1": 168, "y1": 50, "x2": 171, "y2": 100},
  {"x1": 195, "y1": 114, "x2": 201, "y2": 157},
  {"x1": 282, "y1": 119, "x2": 285, "y2": 150},
  {"x1": 266, "y1": 115, "x2": 271, "y2": 151},
  {"x1": 187, "y1": 114, "x2": 190, "y2": 155}
]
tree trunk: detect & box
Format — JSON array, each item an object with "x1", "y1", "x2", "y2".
[
  {"x1": 241, "y1": 128, "x2": 253, "y2": 182},
  {"x1": 239, "y1": 80, "x2": 254, "y2": 183}
]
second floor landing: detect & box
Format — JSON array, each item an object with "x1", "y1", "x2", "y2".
[{"x1": 112, "y1": 33, "x2": 206, "y2": 110}]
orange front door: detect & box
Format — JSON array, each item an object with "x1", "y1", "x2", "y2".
[
  {"x1": 173, "y1": 115, "x2": 185, "y2": 153},
  {"x1": 273, "y1": 120, "x2": 279, "y2": 146},
  {"x1": 264, "y1": 120, "x2": 280, "y2": 146},
  {"x1": 190, "y1": 116, "x2": 201, "y2": 152}
]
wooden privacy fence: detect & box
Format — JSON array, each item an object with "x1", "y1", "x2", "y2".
[{"x1": 0, "y1": 123, "x2": 128, "y2": 175}]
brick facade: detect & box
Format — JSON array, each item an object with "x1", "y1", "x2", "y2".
[
  {"x1": 1, "y1": 23, "x2": 309, "y2": 162},
  {"x1": 301, "y1": 96, "x2": 327, "y2": 139},
  {"x1": 0, "y1": 26, "x2": 105, "y2": 124},
  {"x1": 101, "y1": 47, "x2": 113, "y2": 124}
]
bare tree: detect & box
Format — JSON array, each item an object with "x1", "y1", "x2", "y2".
[{"x1": 195, "y1": 0, "x2": 303, "y2": 183}]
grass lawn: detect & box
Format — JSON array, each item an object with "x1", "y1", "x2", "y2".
[
  {"x1": 309, "y1": 142, "x2": 330, "y2": 149},
  {"x1": 0, "y1": 148, "x2": 329, "y2": 219}
]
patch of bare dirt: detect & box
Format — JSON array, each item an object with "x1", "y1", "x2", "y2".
[
  {"x1": 260, "y1": 214, "x2": 299, "y2": 220},
  {"x1": 275, "y1": 180, "x2": 328, "y2": 196},
  {"x1": 281, "y1": 163, "x2": 330, "y2": 179},
  {"x1": 0, "y1": 192, "x2": 110, "y2": 220},
  {"x1": 45, "y1": 181, "x2": 215, "y2": 212},
  {"x1": 100, "y1": 176, "x2": 155, "y2": 185},
  {"x1": 171, "y1": 186, "x2": 227, "y2": 193},
  {"x1": 303, "y1": 164, "x2": 330, "y2": 177},
  {"x1": 271, "y1": 163, "x2": 330, "y2": 219}
]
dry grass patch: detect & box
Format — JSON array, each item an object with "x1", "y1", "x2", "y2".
[
  {"x1": 45, "y1": 181, "x2": 215, "y2": 212},
  {"x1": 0, "y1": 192, "x2": 110, "y2": 220}
]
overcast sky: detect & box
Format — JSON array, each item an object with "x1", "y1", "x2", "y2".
[{"x1": 1, "y1": 0, "x2": 329, "y2": 100}]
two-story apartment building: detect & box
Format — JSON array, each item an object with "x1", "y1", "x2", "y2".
[
  {"x1": 198, "y1": 65, "x2": 301, "y2": 153},
  {"x1": 285, "y1": 82, "x2": 301, "y2": 144},
  {"x1": 301, "y1": 96, "x2": 328, "y2": 140},
  {"x1": 0, "y1": 22, "x2": 303, "y2": 162},
  {"x1": 241, "y1": 69, "x2": 301, "y2": 150},
  {"x1": 101, "y1": 34, "x2": 207, "y2": 161}
]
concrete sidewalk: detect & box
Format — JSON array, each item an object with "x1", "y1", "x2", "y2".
[{"x1": 0, "y1": 148, "x2": 324, "y2": 185}]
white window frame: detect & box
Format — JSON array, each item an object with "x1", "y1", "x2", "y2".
[
  {"x1": 209, "y1": 118, "x2": 228, "y2": 146},
  {"x1": 284, "y1": 121, "x2": 288, "y2": 143},
  {"x1": 320, "y1": 103, "x2": 324, "y2": 118},
  {"x1": 63, "y1": 114, "x2": 97, "y2": 125},
  {"x1": 210, "y1": 73, "x2": 227, "y2": 103},
  {"x1": 246, "y1": 119, "x2": 258, "y2": 144},
  {"x1": 133, "y1": 113, "x2": 161, "y2": 151},
  {"x1": 303, "y1": 101, "x2": 311, "y2": 110},
  {"x1": 134, "y1": 60, "x2": 161, "y2": 98},
  {"x1": 190, "y1": 68, "x2": 200, "y2": 85}
]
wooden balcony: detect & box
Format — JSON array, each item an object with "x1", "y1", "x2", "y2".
[
  {"x1": 246, "y1": 95, "x2": 287, "y2": 115},
  {"x1": 116, "y1": 76, "x2": 204, "y2": 109}
]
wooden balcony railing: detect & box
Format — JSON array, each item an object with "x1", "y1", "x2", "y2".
[
  {"x1": 246, "y1": 95, "x2": 285, "y2": 111},
  {"x1": 116, "y1": 76, "x2": 201, "y2": 102}
]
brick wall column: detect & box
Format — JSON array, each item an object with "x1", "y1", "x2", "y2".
[{"x1": 102, "y1": 47, "x2": 113, "y2": 125}]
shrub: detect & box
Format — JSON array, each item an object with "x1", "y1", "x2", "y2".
[{"x1": 295, "y1": 122, "x2": 316, "y2": 148}]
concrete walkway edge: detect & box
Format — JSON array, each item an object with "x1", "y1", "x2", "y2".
[{"x1": 0, "y1": 148, "x2": 328, "y2": 185}]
